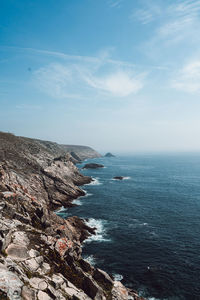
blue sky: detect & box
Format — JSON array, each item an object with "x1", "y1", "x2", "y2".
[{"x1": 1, "y1": 0, "x2": 200, "y2": 153}]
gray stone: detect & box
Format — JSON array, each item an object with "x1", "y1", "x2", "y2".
[
  {"x1": 0, "y1": 268, "x2": 23, "y2": 300},
  {"x1": 52, "y1": 273, "x2": 64, "y2": 289},
  {"x1": 6, "y1": 244, "x2": 29, "y2": 261},
  {"x1": 21, "y1": 286, "x2": 36, "y2": 300},
  {"x1": 41, "y1": 262, "x2": 51, "y2": 274},
  {"x1": 37, "y1": 290, "x2": 52, "y2": 300},
  {"x1": 29, "y1": 277, "x2": 48, "y2": 290},
  {"x1": 35, "y1": 255, "x2": 43, "y2": 265},
  {"x1": 29, "y1": 249, "x2": 40, "y2": 258},
  {"x1": 25, "y1": 258, "x2": 40, "y2": 272}
]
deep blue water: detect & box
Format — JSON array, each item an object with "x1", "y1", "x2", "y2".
[{"x1": 57, "y1": 155, "x2": 200, "y2": 300}]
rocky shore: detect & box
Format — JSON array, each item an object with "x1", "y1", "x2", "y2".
[{"x1": 0, "y1": 132, "x2": 144, "y2": 300}]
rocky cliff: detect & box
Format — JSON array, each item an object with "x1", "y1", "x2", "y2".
[{"x1": 0, "y1": 132, "x2": 143, "y2": 300}]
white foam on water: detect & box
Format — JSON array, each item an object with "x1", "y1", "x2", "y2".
[
  {"x1": 83, "y1": 254, "x2": 96, "y2": 266},
  {"x1": 72, "y1": 199, "x2": 82, "y2": 206},
  {"x1": 55, "y1": 206, "x2": 67, "y2": 213},
  {"x1": 113, "y1": 273, "x2": 123, "y2": 281},
  {"x1": 84, "y1": 218, "x2": 110, "y2": 243},
  {"x1": 86, "y1": 177, "x2": 102, "y2": 186},
  {"x1": 55, "y1": 206, "x2": 69, "y2": 217},
  {"x1": 111, "y1": 176, "x2": 131, "y2": 181},
  {"x1": 80, "y1": 191, "x2": 93, "y2": 198}
]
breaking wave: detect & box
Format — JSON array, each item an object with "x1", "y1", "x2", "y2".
[
  {"x1": 83, "y1": 254, "x2": 96, "y2": 266},
  {"x1": 86, "y1": 177, "x2": 102, "y2": 186},
  {"x1": 84, "y1": 218, "x2": 111, "y2": 243}
]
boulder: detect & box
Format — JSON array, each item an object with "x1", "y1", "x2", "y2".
[
  {"x1": 6, "y1": 244, "x2": 29, "y2": 261},
  {"x1": 22, "y1": 286, "x2": 36, "y2": 300},
  {"x1": 0, "y1": 267, "x2": 23, "y2": 300},
  {"x1": 37, "y1": 290, "x2": 52, "y2": 300},
  {"x1": 30, "y1": 277, "x2": 48, "y2": 290}
]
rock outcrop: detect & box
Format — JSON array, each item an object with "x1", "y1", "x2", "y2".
[
  {"x1": 60, "y1": 145, "x2": 102, "y2": 160},
  {"x1": 113, "y1": 176, "x2": 124, "y2": 180},
  {"x1": 82, "y1": 163, "x2": 104, "y2": 169},
  {"x1": 0, "y1": 132, "x2": 143, "y2": 300}
]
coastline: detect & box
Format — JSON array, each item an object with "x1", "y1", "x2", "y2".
[{"x1": 0, "y1": 132, "x2": 143, "y2": 300}]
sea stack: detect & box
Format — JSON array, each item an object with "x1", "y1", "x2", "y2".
[{"x1": 105, "y1": 152, "x2": 115, "y2": 157}]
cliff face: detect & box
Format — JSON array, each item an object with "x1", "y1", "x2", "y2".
[
  {"x1": 0, "y1": 132, "x2": 143, "y2": 300},
  {"x1": 60, "y1": 145, "x2": 101, "y2": 161}
]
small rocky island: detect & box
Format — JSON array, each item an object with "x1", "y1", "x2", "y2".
[
  {"x1": 104, "y1": 152, "x2": 115, "y2": 157},
  {"x1": 113, "y1": 176, "x2": 124, "y2": 180},
  {"x1": 0, "y1": 132, "x2": 143, "y2": 300},
  {"x1": 82, "y1": 163, "x2": 104, "y2": 169}
]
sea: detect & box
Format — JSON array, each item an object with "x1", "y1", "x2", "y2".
[{"x1": 56, "y1": 154, "x2": 200, "y2": 300}]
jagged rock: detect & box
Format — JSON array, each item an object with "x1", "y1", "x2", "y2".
[
  {"x1": 93, "y1": 268, "x2": 113, "y2": 288},
  {"x1": 51, "y1": 273, "x2": 64, "y2": 289},
  {"x1": 40, "y1": 262, "x2": 51, "y2": 275},
  {"x1": 83, "y1": 275, "x2": 105, "y2": 300},
  {"x1": 0, "y1": 132, "x2": 142, "y2": 300},
  {"x1": 30, "y1": 277, "x2": 48, "y2": 290},
  {"x1": 112, "y1": 281, "x2": 129, "y2": 300},
  {"x1": 0, "y1": 267, "x2": 23, "y2": 300},
  {"x1": 25, "y1": 258, "x2": 40, "y2": 272},
  {"x1": 35, "y1": 256, "x2": 43, "y2": 264},
  {"x1": 21, "y1": 286, "x2": 36, "y2": 300},
  {"x1": 79, "y1": 258, "x2": 93, "y2": 273},
  {"x1": 29, "y1": 249, "x2": 40, "y2": 258},
  {"x1": 113, "y1": 176, "x2": 124, "y2": 180},
  {"x1": 37, "y1": 290, "x2": 52, "y2": 300}
]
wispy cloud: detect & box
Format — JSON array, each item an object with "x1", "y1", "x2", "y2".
[
  {"x1": 131, "y1": 2, "x2": 162, "y2": 24},
  {"x1": 79, "y1": 69, "x2": 143, "y2": 97},
  {"x1": 133, "y1": 0, "x2": 200, "y2": 66},
  {"x1": 108, "y1": 0, "x2": 123, "y2": 8},
  {"x1": 171, "y1": 60, "x2": 200, "y2": 93},
  {"x1": 0, "y1": 46, "x2": 145, "y2": 99},
  {"x1": 133, "y1": 0, "x2": 200, "y2": 26},
  {"x1": 30, "y1": 49, "x2": 145, "y2": 99}
]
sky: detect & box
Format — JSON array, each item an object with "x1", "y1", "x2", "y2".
[{"x1": 1, "y1": 0, "x2": 200, "y2": 153}]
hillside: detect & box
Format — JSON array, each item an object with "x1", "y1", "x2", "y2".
[{"x1": 0, "y1": 132, "x2": 142, "y2": 300}]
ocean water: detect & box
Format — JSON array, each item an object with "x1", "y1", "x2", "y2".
[{"x1": 58, "y1": 155, "x2": 200, "y2": 300}]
